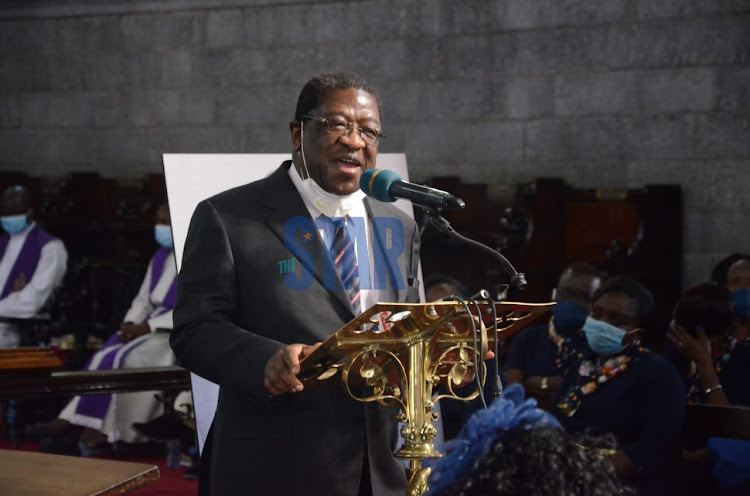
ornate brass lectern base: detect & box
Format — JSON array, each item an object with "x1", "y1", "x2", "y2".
[{"x1": 298, "y1": 300, "x2": 553, "y2": 496}]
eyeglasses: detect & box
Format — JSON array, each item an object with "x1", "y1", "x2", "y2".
[{"x1": 302, "y1": 115, "x2": 385, "y2": 146}]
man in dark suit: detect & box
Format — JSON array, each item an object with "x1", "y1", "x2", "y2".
[{"x1": 171, "y1": 72, "x2": 420, "y2": 495}]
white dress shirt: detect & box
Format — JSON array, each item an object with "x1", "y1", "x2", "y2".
[{"x1": 289, "y1": 165, "x2": 395, "y2": 314}]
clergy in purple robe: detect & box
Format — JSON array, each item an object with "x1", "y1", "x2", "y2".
[
  {"x1": 0, "y1": 185, "x2": 67, "y2": 348},
  {"x1": 56, "y1": 203, "x2": 177, "y2": 448}
]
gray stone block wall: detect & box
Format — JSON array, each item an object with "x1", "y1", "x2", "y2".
[{"x1": 0, "y1": 0, "x2": 748, "y2": 288}]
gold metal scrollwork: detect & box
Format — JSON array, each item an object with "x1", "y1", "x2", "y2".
[
  {"x1": 341, "y1": 347, "x2": 407, "y2": 411},
  {"x1": 297, "y1": 300, "x2": 555, "y2": 496}
]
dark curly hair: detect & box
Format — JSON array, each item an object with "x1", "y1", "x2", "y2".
[
  {"x1": 436, "y1": 427, "x2": 632, "y2": 496},
  {"x1": 293, "y1": 71, "x2": 382, "y2": 121}
]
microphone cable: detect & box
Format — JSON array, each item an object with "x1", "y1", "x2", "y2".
[
  {"x1": 446, "y1": 295, "x2": 488, "y2": 410},
  {"x1": 471, "y1": 300, "x2": 488, "y2": 404},
  {"x1": 489, "y1": 299, "x2": 503, "y2": 401},
  {"x1": 467, "y1": 290, "x2": 504, "y2": 402}
]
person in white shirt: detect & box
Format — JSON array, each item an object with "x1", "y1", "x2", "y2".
[
  {"x1": 0, "y1": 185, "x2": 67, "y2": 348},
  {"x1": 33, "y1": 203, "x2": 177, "y2": 454}
]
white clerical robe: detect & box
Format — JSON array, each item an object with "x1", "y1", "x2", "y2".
[
  {"x1": 59, "y1": 251, "x2": 177, "y2": 444},
  {"x1": 0, "y1": 222, "x2": 67, "y2": 348}
]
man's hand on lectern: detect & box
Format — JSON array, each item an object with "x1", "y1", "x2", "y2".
[{"x1": 264, "y1": 342, "x2": 322, "y2": 396}]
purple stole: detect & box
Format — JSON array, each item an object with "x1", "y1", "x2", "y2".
[
  {"x1": 0, "y1": 225, "x2": 56, "y2": 299},
  {"x1": 73, "y1": 332, "x2": 143, "y2": 423},
  {"x1": 150, "y1": 247, "x2": 177, "y2": 313},
  {"x1": 74, "y1": 249, "x2": 176, "y2": 425}
]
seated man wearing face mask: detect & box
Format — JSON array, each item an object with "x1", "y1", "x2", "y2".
[
  {"x1": 0, "y1": 185, "x2": 67, "y2": 348},
  {"x1": 504, "y1": 263, "x2": 601, "y2": 405},
  {"x1": 32, "y1": 203, "x2": 177, "y2": 454},
  {"x1": 551, "y1": 276, "x2": 685, "y2": 494}
]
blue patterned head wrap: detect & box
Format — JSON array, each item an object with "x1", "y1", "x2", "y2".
[{"x1": 425, "y1": 384, "x2": 561, "y2": 495}]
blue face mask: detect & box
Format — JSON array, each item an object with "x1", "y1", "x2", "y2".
[
  {"x1": 733, "y1": 288, "x2": 750, "y2": 318},
  {"x1": 154, "y1": 224, "x2": 173, "y2": 249},
  {"x1": 583, "y1": 316, "x2": 636, "y2": 356},
  {"x1": 552, "y1": 300, "x2": 589, "y2": 334},
  {"x1": 1, "y1": 214, "x2": 28, "y2": 235}
]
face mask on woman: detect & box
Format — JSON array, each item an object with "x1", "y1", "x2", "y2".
[
  {"x1": 582, "y1": 316, "x2": 638, "y2": 355},
  {"x1": 154, "y1": 224, "x2": 173, "y2": 249},
  {"x1": 733, "y1": 288, "x2": 750, "y2": 317}
]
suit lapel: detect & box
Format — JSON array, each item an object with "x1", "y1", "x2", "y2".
[{"x1": 264, "y1": 163, "x2": 355, "y2": 316}]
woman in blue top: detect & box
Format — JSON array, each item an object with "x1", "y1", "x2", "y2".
[{"x1": 551, "y1": 276, "x2": 685, "y2": 495}]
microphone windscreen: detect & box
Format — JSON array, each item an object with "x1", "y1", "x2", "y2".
[{"x1": 360, "y1": 168, "x2": 402, "y2": 202}]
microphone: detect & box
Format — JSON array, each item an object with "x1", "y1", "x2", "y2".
[{"x1": 360, "y1": 169, "x2": 465, "y2": 211}]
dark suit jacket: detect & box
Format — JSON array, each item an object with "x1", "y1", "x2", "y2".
[{"x1": 172, "y1": 162, "x2": 421, "y2": 495}]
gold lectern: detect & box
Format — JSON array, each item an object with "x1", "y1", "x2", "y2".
[{"x1": 298, "y1": 299, "x2": 553, "y2": 496}]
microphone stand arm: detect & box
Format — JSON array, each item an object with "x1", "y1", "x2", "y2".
[{"x1": 426, "y1": 209, "x2": 527, "y2": 291}]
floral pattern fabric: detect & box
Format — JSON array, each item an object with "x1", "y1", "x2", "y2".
[
  {"x1": 557, "y1": 345, "x2": 644, "y2": 417},
  {"x1": 547, "y1": 321, "x2": 587, "y2": 372}
]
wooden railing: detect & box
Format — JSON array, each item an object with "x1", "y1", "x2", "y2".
[
  {"x1": 0, "y1": 366, "x2": 192, "y2": 400},
  {"x1": 0, "y1": 347, "x2": 191, "y2": 399}
]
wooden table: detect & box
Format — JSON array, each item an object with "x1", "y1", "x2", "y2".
[{"x1": 0, "y1": 449, "x2": 159, "y2": 495}]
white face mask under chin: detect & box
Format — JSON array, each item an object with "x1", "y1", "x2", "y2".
[
  {"x1": 298, "y1": 176, "x2": 365, "y2": 218},
  {"x1": 297, "y1": 120, "x2": 365, "y2": 218}
]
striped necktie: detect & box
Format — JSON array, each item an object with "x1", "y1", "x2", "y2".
[{"x1": 329, "y1": 216, "x2": 361, "y2": 313}]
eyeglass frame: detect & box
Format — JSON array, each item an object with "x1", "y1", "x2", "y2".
[{"x1": 301, "y1": 114, "x2": 386, "y2": 146}]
